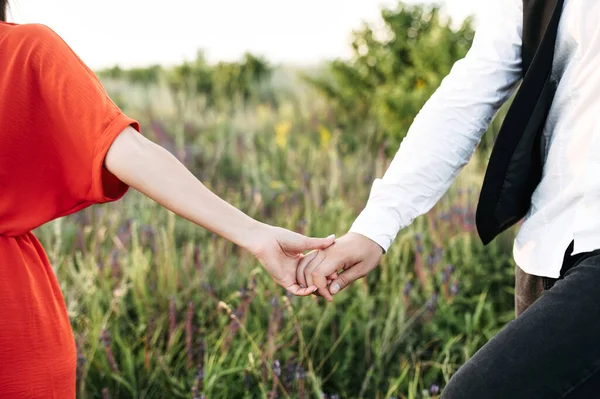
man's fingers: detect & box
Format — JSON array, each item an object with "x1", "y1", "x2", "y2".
[
  {"x1": 297, "y1": 250, "x2": 321, "y2": 289},
  {"x1": 307, "y1": 259, "x2": 342, "y2": 302},
  {"x1": 328, "y1": 264, "x2": 366, "y2": 295}
]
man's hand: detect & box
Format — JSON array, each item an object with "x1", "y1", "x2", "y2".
[
  {"x1": 247, "y1": 225, "x2": 336, "y2": 296},
  {"x1": 296, "y1": 233, "x2": 384, "y2": 301}
]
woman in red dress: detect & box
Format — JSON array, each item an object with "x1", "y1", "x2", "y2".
[{"x1": 0, "y1": 3, "x2": 334, "y2": 397}]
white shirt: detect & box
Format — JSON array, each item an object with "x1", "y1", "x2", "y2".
[{"x1": 349, "y1": 0, "x2": 600, "y2": 278}]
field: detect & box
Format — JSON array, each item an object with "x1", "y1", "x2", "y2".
[{"x1": 36, "y1": 4, "x2": 521, "y2": 398}]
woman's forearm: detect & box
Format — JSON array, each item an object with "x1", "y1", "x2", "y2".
[{"x1": 104, "y1": 127, "x2": 264, "y2": 252}]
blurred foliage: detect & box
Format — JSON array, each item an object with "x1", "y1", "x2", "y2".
[
  {"x1": 303, "y1": 3, "x2": 475, "y2": 153},
  {"x1": 98, "y1": 51, "x2": 275, "y2": 113}
]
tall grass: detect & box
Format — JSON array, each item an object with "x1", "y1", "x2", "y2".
[{"x1": 37, "y1": 77, "x2": 517, "y2": 398}]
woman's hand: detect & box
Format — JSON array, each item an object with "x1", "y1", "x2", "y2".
[{"x1": 245, "y1": 224, "x2": 335, "y2": 296}]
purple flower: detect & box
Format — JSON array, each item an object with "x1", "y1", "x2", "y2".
[
  {"x1": 272, "y1": 360, "x2": 281, "y2": 377},
  {"x1": 438, "y1": 212, "x2": 451, "y2": 221},
  {"x1": 100, "y1": 329, "x2": 118, "y2": 373},
  {"x1": 450, "y1": 281, "x2": 460, "y2": 296},
  {"x1": 427, "y1": 292, "x2": 438, "y2": 313},
  {"x1": 426, "y1": 254, "x2": 436, "y2": 267},
  {"x1": 244, "y1": 371, "x2": 252, "y2": 389},
  {"x1": 442, "y1": 264, "x2": 455, "y2": 284},
  {"x1": 295, "y1": 365, "x2": 305, "y2": 380},
  {"x1": 403, "y1": 281, "x2": 413, "y2": 296},
  {"x1": 434, "y1": 247, "x2": 445, "y2": 259},
  {"x1": 429, "y1": 384, "x2": 440, "y2": 395}
]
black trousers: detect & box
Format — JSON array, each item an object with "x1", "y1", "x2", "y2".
[{"x1": 442, "y1": 242, "x2": 600, "y2": 398}]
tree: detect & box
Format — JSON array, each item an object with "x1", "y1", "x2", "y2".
[{"x1": 304, "y1": 2, "x2": 475, "y2": 153}]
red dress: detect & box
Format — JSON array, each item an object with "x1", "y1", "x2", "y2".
[{"x1": 0, "y1": 22, "x2": 139, "y2": 397}]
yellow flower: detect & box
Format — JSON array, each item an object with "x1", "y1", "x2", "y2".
[
  {"x1": 319, "y1": 125, "x2": 331, "y2": 148},
  {"x1": 275, "y1": 120, "x2": 292, "y2": 149},
  {"x1": 269, "y1": 180, "x2": 285, "y2": 190},
  {"x1": 415, "y1": 78, "x2": 426, "y2": 90}
]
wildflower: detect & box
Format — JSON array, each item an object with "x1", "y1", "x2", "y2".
[
  {"x1": 295, "y1": 365, "x2": 305, "y2": 380},
  {"x1": 426, "y1": 254, "x2": 434, "y2": 267},
  {"x1": 438, "y1": 212, "x2": 451, "y2": 221},
  {"x1": 429, "y1": 384, "x2": 440, "y2": 395},
  {"x1": 284, "y1": 358, "x2": 296, "y2": 389},
  {"x1": 186, "y1": 301, "x2": 194, "y2": 367},
  {"x1": 318, "y1": 125, "x2": 332, "y2": 148},
  {"x1": 100, "y1": 329, "x2": 118, "y2": 373},
  {"x1": 202, "y1": 283, "x2": 214, "y2": 295},
  {"x1": 427, "y1": 292, "x2": 438, "y2": 313},
  {"x1": 275, "y1": 120, "x2": 292, "y2": 149},
  {"x1": 272, "y1": 359, "x2": 281, "y2": 377},
  {"x1": 442, "y1": 264, "x2": 455, "y2": 284},
  {"x1": 75, "y1": 338, "x2": 86, "y2": 384},
  {"x1": 110, "y1": 249, "x2": 120, "y2": 279},
  {"x1": 193, "y1": 245, "x2": 201, "y2": 273},
  {"x1": 191, "y1": 386, "x2": 203, "y2": 399},
  {"x1": 169, "y1": 296, "x2": 177, "y2": 344},
  {"x1": 450, "y1": 281, "x2": 460, "y2": 296},
  {"x1": 415, "y1": 233, "x2": 423, "y2": 253},
  {"x1": 403, "y1": 281, "x2": 413, "y2": 296},
  {"x1": 192, "y1": 366, "x2": 205, "y2": 399},
  {"x1": 112, "y1": 286, "x2": 126, "y2": 299},
  {"x1": 147, "y1": 317, "x2": 155, "y2": 341},
  {"x1": 434, "y1": 247, "x2": 445, "y2": 260}
]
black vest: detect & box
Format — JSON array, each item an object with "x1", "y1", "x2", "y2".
[{"x1": 475, "y1": 0, "x2": 565, "y2": 245}]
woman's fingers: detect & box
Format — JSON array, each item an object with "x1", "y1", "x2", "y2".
[{"x1": 286, "y1": 283, "x2": 318, "y2": 296}]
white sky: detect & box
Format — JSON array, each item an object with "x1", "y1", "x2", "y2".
[{"x1": 6, "y1": 0, "x2": 480, "y2": 69}]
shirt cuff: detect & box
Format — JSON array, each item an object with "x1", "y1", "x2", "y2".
[{"x1": 349, "y1": 205, "x2": 408, "y2": 253}]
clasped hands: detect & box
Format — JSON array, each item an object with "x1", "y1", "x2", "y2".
[{"x1": 247, "y1": 225, "x2": 384, "y2": 301}]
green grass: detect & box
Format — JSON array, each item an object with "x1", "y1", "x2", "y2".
[{"x1": 37, "y1": 80, "x2": 518, "y2": 399}]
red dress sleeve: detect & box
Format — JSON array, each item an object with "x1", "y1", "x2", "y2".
[
  {"x1": 30, "y1": 24, "x2": 141, "y2": 203},
  {"x1": 0, "y1": 23, "x2": 141, "y2": 234}
]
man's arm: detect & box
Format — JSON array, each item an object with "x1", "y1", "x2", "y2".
[{"x1": 300, "y1": 0, "x2": 524, "y2": 300}]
